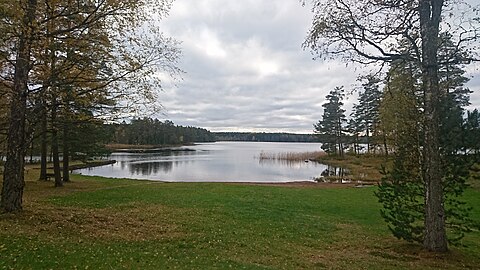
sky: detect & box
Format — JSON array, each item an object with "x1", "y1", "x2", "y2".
[{"x1": 157, "y1": 0, "x2": 480, "y2": 134}]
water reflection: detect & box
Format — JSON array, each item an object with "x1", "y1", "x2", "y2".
[
  {"x1": 73, "y1": 142, "x2": 332, "y2": 183},
  {"x1": 314, "y1": 165, "x2": 353, "y2": 184},
  {"x1": 320, "y1": 165, "x2": 350, "y2": 178},
  {"x1": 258, "y1": 158, "x2": 317, "y2": 169},
  {"x1": 129, "y1": 161, "x2": 174, "y2": 175}
]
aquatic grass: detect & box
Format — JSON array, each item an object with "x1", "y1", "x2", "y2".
[{"x1": 258, "y1": 151, "x2": 326, "y2": 161}]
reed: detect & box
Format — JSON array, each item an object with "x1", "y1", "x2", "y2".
[{"x1": 258, "y1": 151, "x2": 326, "y2": 161}]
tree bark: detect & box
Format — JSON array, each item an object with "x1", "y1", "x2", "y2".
[
  {"x1": 383, "y1": 131, "x2": 389, "y2": 157},
  {"x1": 62, "y1": 122, "x2": 70, "y2": 182},
  {"x1": 419, "y1": 0, "x2": 448, "y2": 252},
  {"x1": 366, "y1": 128, "x2": 370, "y2": 154},
  {"x1": 51, "y1": 104, "x2": 63, "y2": 187},
  {"x1": 1, "y1": 0, "x2": 38, "y2": 213},
  {"x1": 39, "y1": 103, "x2": 48, "y2": 181}
]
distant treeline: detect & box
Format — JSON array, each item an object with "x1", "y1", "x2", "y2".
[
  {"x1": 109, "y1": 118, "x2": 216, "y2": 145},
  {"x1": 214, "y1": 132, "x2": 318, "y2": 142}
]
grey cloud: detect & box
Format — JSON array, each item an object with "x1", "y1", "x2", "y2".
[{"x1": 156, "y1": 0, "x2": 480, "y2": 133}]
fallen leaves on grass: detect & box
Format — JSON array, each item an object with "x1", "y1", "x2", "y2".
[{"x1": 0, "y1": 203, "x2": 184, "y2": 242}]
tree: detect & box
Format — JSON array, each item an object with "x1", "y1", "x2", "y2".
[
  {"x1": 379, "y1": 63, "x2": 421, "y2": 155},
  {"x1": 464, "y1": 110, "x2": 480, "y2": 154},
  {"x1": 0, "y1": 73, "x2": 9, "y2": 161},
  {"x1": 1, "y1": 0, "x2": 38, "y2": 212},
  {"x1": 304, "y1": 0, "x2": 479, "y2": 251},
  {"x1": 352, "y1": 74, "x2": 383, "y2": 153},
  {"x1": 437, "y1": 33, "x2": 472, "y2": 156},
  {"x1": 346, "y1": 117, "x2": 361, "y2": 155},
  {"x1": 377, "y1": 63, "x2": 425, "y2": 243},
  {"x1": 314, "y1": 86, "x2": 346, "y2": 156},
  {"x1": 377, "y1": 38, "x2": 478, "y2": 246},
  {"x1": 109, "y1": 118, "x2": 215, "y2": 146},
  {"x1": 1, "y1": 0, "x2": 180, "y2": 211}
]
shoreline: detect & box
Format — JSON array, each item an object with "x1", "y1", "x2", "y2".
[
  {"x1": 68, "y1": 160, "x2": 117, "y2": 170},
  {"x1": 29, "y1": 160, "x2": 117, "y2": 171},
  {"x1": 68, "y1": 173, "x2": 375, "y2": 188}
]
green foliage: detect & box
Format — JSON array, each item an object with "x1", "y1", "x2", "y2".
[
  {"x1": 443, "y1": 155, "x2": 480, "y2": 245},
  {"x1": 314, "y1": 86, "x2": 346, "y2": 155},
  {"x1": 376, "y1": 53, "x2": 480, "y2": 245},
  {"x1": 68, "y1": 120, "x2": 113, "y2": 158},
  {"x1": 377, "y1": 144, "x2": 424, "y2": 243},
  {"x1": 213, "y1": 132, "x2": 317, "y2": 142},
  {"x1": 352, "y1": 75, "x2": 383, "y2": 153},
  {"x1": 379, "y1": 62, "x2": 421, "y2": 152},
  {"x1": 304, "y1": 0, "x2": 479, "y2": 251},
  {"x1": 377, "y1": 153, "x2": 479, "y2": 246},
  {"x1": 110, "y1": 118, "x2": 215, "y2": 145},
  {"x1": 464, "y1": 110, "x2": 480, "y2": 154}
]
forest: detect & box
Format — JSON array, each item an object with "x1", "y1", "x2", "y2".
[
  {"x1": 214, "y1": 132, "x2": 317, "y2": 142},
  {"x1": 315, "y1": 74, "x2": 480, "y2": 157},
  {"x1": 0, "y1": 118, "x2": 216, "y2": 162},
  {"x1": 109, "y1": 118, "x2": 216, "y2": 146}
]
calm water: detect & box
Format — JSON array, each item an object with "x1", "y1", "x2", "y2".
[{"x1": 73, "y1": 142, "x2": 328, "y2": 182}]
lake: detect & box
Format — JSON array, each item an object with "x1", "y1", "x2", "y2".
[{"x1": 73, "y1": 142, "x2": 329, "y2": 182}]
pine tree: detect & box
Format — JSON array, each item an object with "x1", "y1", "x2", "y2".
[
  {"x1": 314, "y1": 86, "x2": 346, "y2": 156},
  {"x1": 464, "y1": 110, "x2": 480, "y2": 154},
  {"x1": 353, "y1": 75, "x2": 383, "y2": 153}
]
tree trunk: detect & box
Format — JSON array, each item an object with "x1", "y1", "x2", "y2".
[
  {"x1": 383, "y1": 132, "x2": 389, "y2": 157},
  {"x1": 366, "y1": 128, "x2": 370, "y2": 154},
  {"x1": 39, "y1": 103, "x2": 48, "y2": 181},
  {"x1": 51, "y1": 105, "x2": 63, "y2": 187},
  {"x1": 419, "y1": 0, "x2": 447, "y2": 252},
  {"x1": 29, "y1": 139, "x2": 34, "y2": 164},
  {"x1": 62, "y1": 122, "x2": 70, "y2": 182},
  {"x1": 1, "y1": 0, "x2": 38, "y2": 213}
]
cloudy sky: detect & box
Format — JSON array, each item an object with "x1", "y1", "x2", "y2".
[{"x1": 157, "y1": 0, "x2": 480, "y2": 134}]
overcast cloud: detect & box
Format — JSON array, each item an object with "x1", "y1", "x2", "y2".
[{"x1": 156, "y1": 0, "x2": 480, "y2": 134}]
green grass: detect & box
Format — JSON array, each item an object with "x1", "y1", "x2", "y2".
[{"x1": 1, "y1": 174, "x2": 479, "y2": 269}]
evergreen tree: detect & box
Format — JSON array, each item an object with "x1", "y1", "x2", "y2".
[
  {"x1": 438, "y1": 33, "x2": 472, "y2": 156},
  {"x1": 353, "y1": 75, "x2": 383, "y2": 153},
  {"x1": 314, "y1": 86, "x2": 346, "y2": 156},
  {"x1": 464, "y1": 110, "x2": 480, "y2": 154},
  {"x1": 346, "y1": 117, "x2": 361, "y2": 155},
  {"x1": 109, "y1": 118, "x2": 215, "y2": 146}
]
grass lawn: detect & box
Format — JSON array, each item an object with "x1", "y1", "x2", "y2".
[{"x1": 0, "y1": 169, "x2": 479, "y2": 269}]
